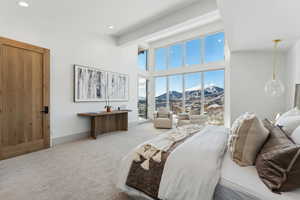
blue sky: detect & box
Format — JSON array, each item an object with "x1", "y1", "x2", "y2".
[{"x1": 138, "y1": 32, "x2": 225, "y2": 97}]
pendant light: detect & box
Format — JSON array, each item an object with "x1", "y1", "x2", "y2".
[{"x1": 264, "y1": 39, "x2": 285, "y2": 97}]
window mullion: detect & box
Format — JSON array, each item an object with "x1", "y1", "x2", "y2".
[
  {"x1": 201, "y1": 72, "x2": 205, "y2": 114},
  {"x1": 167, "y1": 76, "x2": 170, "y2": 110},
  {"x1": 182, "y1": 74, "x2": 185, "y2": 113},
  {"x1": 183, "y1": 42, "x2": 186, "y2": 67}
]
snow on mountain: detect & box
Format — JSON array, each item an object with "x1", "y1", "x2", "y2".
[{"x1": 156, "y1": 85, "x2": 224, "y2": 100}]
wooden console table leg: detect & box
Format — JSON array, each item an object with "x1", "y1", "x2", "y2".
[
  {"x1": 91, "y1": 117, "x2": 97, "y2": 139},
  {"x1": 124, "y1": 113, "x2": 128, "y2": 131}
]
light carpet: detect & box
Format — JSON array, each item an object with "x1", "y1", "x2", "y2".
[{"x1": 0, "y1": 123, "x2": 168, "y2": 200}]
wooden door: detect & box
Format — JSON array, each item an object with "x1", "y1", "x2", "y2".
[{"x1": 0, "y1": 37, "x2": 50, "y2": 160}]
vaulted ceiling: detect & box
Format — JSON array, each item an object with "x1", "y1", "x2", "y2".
[
  {"x1": 0, "y1": 0, "x2": 217, "y2": 45},
  {"x1": 0, "y1": 0, "x2": 200, "y2": 35},
  {"x1": 217, "y1": 0, "x2": 300, "y2": 51}
]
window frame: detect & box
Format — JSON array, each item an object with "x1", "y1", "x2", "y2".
[
  {"x1": 154, "y1": 69, "x2": 225, "y2": 117},
  {"x1": 153, "y1": 31, "x2": 225, "y2": 71},
  {"x1": 138, "y1": 49, "x2": 149, "y2": 71}
]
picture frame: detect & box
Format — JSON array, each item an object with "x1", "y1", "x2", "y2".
[
  {"x1": 74, "y1": 65, "x2": 107, "y2": 102},
  {"x1": 107, "y1": 71, "x2": 129, "y2": 101}
]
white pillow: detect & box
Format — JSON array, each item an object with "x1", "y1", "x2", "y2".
[
  {"x1": 276, "y1": 116, "x2": 300, "y2": 135},
  {"x1": 278, "y1": 107, "x2": 300, "y2": 119},
  {"x1": 291, "y1": 125, "x2": 300, "y2": 144}
]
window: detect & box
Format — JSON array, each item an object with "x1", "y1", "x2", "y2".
[
  {"x1": 138, "y1": 50, "x2": 148, "y2": 71},
  {"x1": 155, "y1": 77, "x2": 167, "y2": 109},
  {"x1": 154, "y1": 32, "x2": 225, "y2": 71},
  {"x1": 154, "y1": 70, "x2": 225, "y2": 125},
  {"x1": 169, "y1": 75, "x2": 183, "y2": 114},
  {"x1": 186, "y1": 39, "x2": 201, "y2": 66},
  {"x1": 155, "y1": 48, "x2": 167, "y2": 71},
  {"x1": 204, "y1": 32, "x2": 225, "y2": 63},
  {"x1": 185, "y1": 73, "x2": 202, "y2": 114},
  {"x1": 204, "y1": 70, "x2": 225, "y2": 125},
  {"x1": 138, "y1": 77, "x2": 148, "y2": 120},
  {"x1": 169, "y1": 44, "x2": 183, "y2": 69}
]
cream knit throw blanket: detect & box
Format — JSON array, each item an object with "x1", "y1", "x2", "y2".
[{"x1": 133, "y1": 124, "x2": 204, "y2": 170}]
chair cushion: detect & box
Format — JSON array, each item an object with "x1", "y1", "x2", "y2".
[
  {"x1": 177, "y1": 120, "x2": 191, "y2": 127},
  {"x1": 154, "y1": 118, "x2": 172, "y2": 129},
  {"x1": 189, "y1": 109, "x2": 201, "y2": 115},
  {"x1": 177, "y1": 113, "x2": 189, "y2": 120},
  {"x1": 228, "y1": 113, "x2": 269, "y2": 166},
  {"x1": 157, "y1": 108, "x2": 170, "y2": 118}
]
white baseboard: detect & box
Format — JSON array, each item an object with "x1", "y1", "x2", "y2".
[
  {"x1": 51, "y1": 120, "x2": 140, "y2": 146},
  {"x1": 51, "y1": 131, "x2": 90, "y2": 146}
]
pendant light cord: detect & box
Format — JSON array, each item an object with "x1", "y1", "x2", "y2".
[{"x1": 273, "y1": 40, "x2": 280, "y2": 80}]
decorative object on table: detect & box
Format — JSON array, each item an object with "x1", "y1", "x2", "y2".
[
  {"x1": 264, "y1": 39, "x2": 285, "y2": 97},
  {"x1": 74, "y1": 65, "x2": 107, "y2": 102},
  {"x1": 107, "y1": 71, "x2": 129, "y2": 101},
  {"x1": 105, "y1": 106, "x2": 112, "y2": 112},
  {"x1": 295, "y1": 84, "x2": 300, "y2": 108},
  {"x1": 105, "y1": 95, "x2": 112, "y2": 112},
  {"x1": 118, "y1": 105, "x2": 128, "y2": 111}
]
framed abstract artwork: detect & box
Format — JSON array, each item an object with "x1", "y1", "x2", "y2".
[
  {"x1": 74, "y1": 65, "x2": 107, "y2": 102},
  {"x1": 107, "y1": 71, "x2": 129, "y2": 101}
]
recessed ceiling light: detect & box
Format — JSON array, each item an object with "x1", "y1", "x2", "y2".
[
  {"x1": 18, "y1": 1, "x2": 29, "y2": 7},
  {"x1": 108, "y1": 25, "x2": 114, "y2": 29}
]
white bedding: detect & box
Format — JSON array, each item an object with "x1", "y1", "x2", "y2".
[
  {"x1": 117, "y1": 125, "x2": 300, "y2": 200},
  {"x1": 220, "y1": 151, "x2": 300, "y2": 200},
  {"x1": 117, "y1": 125, "x2": 228, "y2": 200}
]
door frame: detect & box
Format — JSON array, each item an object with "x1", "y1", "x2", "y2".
[
  {"x1": 0, "y1": 37, "x2": 50, "y2": 159},
  {"x1": 137, "y1": 75, "x2": 150, "y2": 122}
]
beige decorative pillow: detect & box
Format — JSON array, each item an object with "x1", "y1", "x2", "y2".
[{"x1": 228, "y1": 113, "x2": 269, "y2": 166}]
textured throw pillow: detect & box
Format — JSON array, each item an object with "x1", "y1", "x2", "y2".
[
  {"x1": 291, "y1": 126, "x2": 300, "y2": 144},
  {"x1": 229, "y1": 113, "x2": 269, "y2": 166},
  {"x1": 276, "y1": 116, "x2": 300, "y2": 136},
  {"x1": 256, "y1": 120, "x2": 300, "y2": 193}
]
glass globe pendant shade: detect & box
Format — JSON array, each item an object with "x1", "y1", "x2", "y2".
[
  {"x1": 265, "y1": 39, "x2": 285, "y2": 97},
  {"x1": 264, "y1": 78, "x2": 285, "y2": 97}
]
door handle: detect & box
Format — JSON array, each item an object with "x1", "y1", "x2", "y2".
[{"x1": 41, "y1": 106, "x2": 49, "y2": 114}]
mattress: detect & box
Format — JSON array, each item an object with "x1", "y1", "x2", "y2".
[{"x1": 215, "y1": 152, "x2": 300, "y2": 200}]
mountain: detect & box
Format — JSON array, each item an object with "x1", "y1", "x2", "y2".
[
  {"x1": 156, "y1": 86, "x2": 224, "y2": 100},
  {"x1": 204, "y1": 85, "x2": 224, "y2": 96}
]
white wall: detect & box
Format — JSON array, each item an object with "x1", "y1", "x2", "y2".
[
  {"x1": 285, "y1": 41, "x2": 300, "y2": 109},
  {"x1": 0, "y1": 26, "x2": 139, "y2": 139},
  {"x1": 230, "y1": 51, "x2": 286, "y2": 123}
]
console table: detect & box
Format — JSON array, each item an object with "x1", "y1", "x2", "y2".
[{"x1": 78, "y1": 110, "x2": 130, "y2": 139}]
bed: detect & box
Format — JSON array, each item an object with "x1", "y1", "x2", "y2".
[
  {"x1": 116, "y1": 125, "x2": 300, "y2": 200},
  {"x1": 215, "y1": 152, "x2": 300, "y2": 200}
]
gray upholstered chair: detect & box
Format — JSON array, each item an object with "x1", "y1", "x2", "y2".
[
  {"x1": 153, "y1": 108, "x2": 173, "y2": 129},
  {"x1": 177, "y1": 109, "x2": 208, "y2": 127}
]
